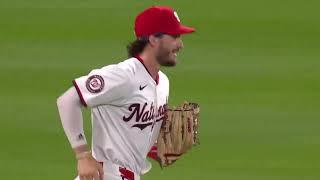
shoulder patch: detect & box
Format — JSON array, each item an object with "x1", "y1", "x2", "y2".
[{"x1": 86, "y1": 75, "x2": 105, "y2": 93}]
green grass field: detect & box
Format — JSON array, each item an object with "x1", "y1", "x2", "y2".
[{"x1": 1, "y1": 0, "x2": 320, "y2": 179}]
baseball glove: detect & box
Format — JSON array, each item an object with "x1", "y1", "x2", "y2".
[{"x1": 157, "y1": 102, "x2": 200, "y2": 167}]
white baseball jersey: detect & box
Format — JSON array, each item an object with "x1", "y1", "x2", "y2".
[{"x1": 73, "y1": 56, "x2": 169, "y2": 175}]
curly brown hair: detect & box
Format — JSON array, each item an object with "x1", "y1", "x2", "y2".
[
  {"x1": 126, "y1": 38, "x2": 149, "y2": 58},
  {"x1": 126, "y1": 33, "x2": 164, "y2": 58}
]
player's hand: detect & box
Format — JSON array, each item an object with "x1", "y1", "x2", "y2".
[{"x1": 77, "y1": 155, "x2": 104, "y2": 180}]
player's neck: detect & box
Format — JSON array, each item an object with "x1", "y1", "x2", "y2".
[{"x1": 138, "y1": 52, "x2": 160, "y2": 81}]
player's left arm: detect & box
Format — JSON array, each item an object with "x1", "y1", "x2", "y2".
[
  {"x1": 147, "y1": 74, "x2": 171, "y2": 162},
  {"x1": 147, "y1": 144, "x2": 159, "y2": 161}
]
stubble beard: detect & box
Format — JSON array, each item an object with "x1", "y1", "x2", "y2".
[{"x1": 156, "y1": 44, "x2": 177, "y2": 67}]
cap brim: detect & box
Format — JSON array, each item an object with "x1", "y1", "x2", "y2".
[
  {"x1": 178, "y1": 25, "x2": 195, "y2": 35},
  {"x1": 167, "y1": 25, "x2": 195, "y2": 35}
]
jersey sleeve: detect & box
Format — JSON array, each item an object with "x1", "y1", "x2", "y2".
[{"x1": 73, "y1": 64, "x2": 132, "y2": 107}]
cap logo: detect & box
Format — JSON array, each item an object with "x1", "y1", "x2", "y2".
[{"x1": 174, "y1": 11, "x2": 181, "y2": 22}]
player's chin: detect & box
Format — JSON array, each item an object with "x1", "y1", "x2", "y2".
[
  {"x1": 159, "y1": 53, "x2": 177, "y2": 67},
  {"x1": 168, "y1": 53, "x2": 178, "y2": 66},
  {"x1": 161, "y1": 59, "x2": 176, "y2": 67}
]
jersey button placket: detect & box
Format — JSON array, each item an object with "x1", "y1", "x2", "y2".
[
  {"x1": 151, "y1": 83, "x2": 158, "y2": 131},
  {"x1": 145, "y1": 83, "x2": 157, "y2": 156}
]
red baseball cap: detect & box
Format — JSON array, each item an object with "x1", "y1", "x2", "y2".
[{"x1": 134, "y1": 6, "x2": 195, "y2": 38}]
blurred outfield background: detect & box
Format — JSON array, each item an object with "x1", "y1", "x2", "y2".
[{"x1": 0, "y1": 0, "x2": 320, "y2": 179}]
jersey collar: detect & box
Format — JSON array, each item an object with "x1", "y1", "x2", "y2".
[{"x1": 134, "y1": 55, "x2": 159, "y2": 85}]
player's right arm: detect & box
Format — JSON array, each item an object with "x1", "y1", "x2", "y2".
[
  {"x1": 57, "y1": 63, "x2": 132, "y2": 180},
  {"x1": 57, "y1": 87, "x2": 103, "y2": 180}
]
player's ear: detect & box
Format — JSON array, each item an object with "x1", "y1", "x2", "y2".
[{"x1": 149, "y1": 35, "x2": 159, "y2": 47}]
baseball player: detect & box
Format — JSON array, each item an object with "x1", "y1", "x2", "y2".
[{"x1": 57, "y1": 6, "x2": 195, "y2": 180}]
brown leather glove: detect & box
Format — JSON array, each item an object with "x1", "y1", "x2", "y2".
[{"x1": 157, "y1": 102, "x2": 200, "y2": 167}]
